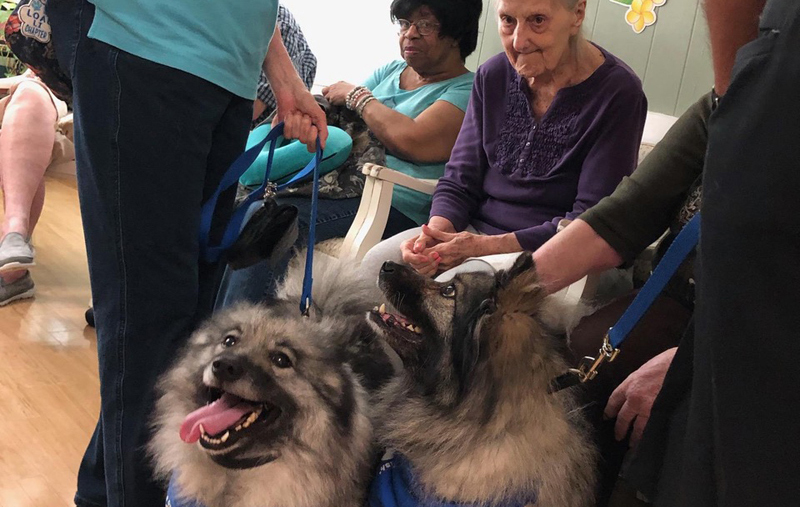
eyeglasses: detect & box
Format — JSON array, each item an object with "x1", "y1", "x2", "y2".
[{"x1": 395, "y1": 18, "x2": 441, "y2": 36}]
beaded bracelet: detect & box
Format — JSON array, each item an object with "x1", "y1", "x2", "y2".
[
  {"x1": 355, "y1": 95, "x2": 376, "y2": 117},
  {"x1": 345, "y1": 86, "x2": 368, "y2": 110},
  {"x1": 349, "y1": 90, "x2": 371, "y2": 110}
]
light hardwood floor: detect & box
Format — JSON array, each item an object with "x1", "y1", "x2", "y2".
[{"x1": 0, "y1": 175, "x2": 98, "y2": 507}]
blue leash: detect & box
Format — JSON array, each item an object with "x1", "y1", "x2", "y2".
[
  {"x1": 198, "y1": 122, "x2": 321, "y2": 315},
  {"x1": 554, "y1": 214, "x2": 701, "y2": 391}
]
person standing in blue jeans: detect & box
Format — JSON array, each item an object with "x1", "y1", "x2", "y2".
[{"x1": 47, "y1": 1, "x2": 328, "y2": 506}]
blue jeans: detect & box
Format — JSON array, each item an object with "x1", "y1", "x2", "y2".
[
  {"x1": 216, "y1": 196, "x2": 417, "y2": 306},
  {"x1": 49, "y1": 1, "x2": 251, "y2": 506}
]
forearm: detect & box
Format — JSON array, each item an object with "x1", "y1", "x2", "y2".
[
  {"x1": 361, "y1": 102, "x2": 423, "y2": 158},
  {"x1": 476, "y1": 233, "x2": 522, "y2": 257},
  {"x1": 263, "y1": 25, "x2": 306, "y2": 98},
  {"x1": 704, "y1": 0, "x2": 766, "y2": 94},
  {"x1": 533, "y1": 219, "x2": 623, "y2": 294},
  {"x1": 360, "y1": 101, "x2": 457, "y2": 164}
]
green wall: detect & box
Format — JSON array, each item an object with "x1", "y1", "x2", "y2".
[{"x1": 468, "y1": 0, "x2": 713, "y2": 116}]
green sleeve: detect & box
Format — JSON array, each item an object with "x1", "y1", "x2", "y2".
[{"x1": 580, "y1": 92, "x2": 712, "y2": 262}]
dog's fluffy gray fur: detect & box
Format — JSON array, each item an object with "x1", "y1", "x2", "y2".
[
  {"x1": 370, "y1": 254, "x2": 597, "y2": 507},
  {"x1": 149, "y1": 252, "x2": 393, "y2": 507}
]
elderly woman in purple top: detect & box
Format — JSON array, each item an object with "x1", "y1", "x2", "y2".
[{"x1": 363, "y1": 0, "x2": 646, "y2": 277}]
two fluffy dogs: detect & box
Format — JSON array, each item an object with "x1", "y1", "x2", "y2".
[{"x1": 150, "y1": 253, "x2": 595, "y2": 507}]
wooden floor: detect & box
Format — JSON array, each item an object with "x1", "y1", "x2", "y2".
[{"x1": 0, "y1": 175, "x2": 97, "y2": 507}]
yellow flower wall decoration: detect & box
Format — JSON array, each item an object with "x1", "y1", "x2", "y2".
[{"x1": 624, "y1": 0, "x2": 666, "y2": 33}]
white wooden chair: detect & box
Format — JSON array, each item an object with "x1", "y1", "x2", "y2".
[{"x1": 339, "y1": 163, "x2": 437, "y2": 261}]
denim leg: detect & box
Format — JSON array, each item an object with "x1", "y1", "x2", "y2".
[
  {"x1": 61, "y1": 2, "x2": 251, "y2": 506},
  {"x1": 216, "y1": 196, "x2": 362, "y2": 307}
]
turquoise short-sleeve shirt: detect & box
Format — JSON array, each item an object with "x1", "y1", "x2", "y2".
[
  {"x1": 362, "y1": 61, "x2": 474, "y2": 225},
  {"x1": 88, "y1": 0, "x2": 279, "y2": 100}
]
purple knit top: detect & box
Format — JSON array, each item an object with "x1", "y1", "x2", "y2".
[{"x1": 430, "y1": 47, "x2": 647, "y2": 251}]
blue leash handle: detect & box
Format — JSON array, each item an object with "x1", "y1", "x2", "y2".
[
  {"x1": 198, "y1": 122, "x2": 322, "y2": 315},
  {"x1": 300, "y1": 137, "x2": 322, "y2": 315},
  {"x1": 607, "y1": 213, "x2": 701, "y2": 348}
]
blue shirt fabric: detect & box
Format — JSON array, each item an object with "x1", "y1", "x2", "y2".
[
  {"x1": 88, "y1": 0, "x2": 279, "y2": 100},
  {"x1": 369, "y1": 454, "x2": 535, "y2": 507},
  {"x1": 363, "y1": 61, "x2": 474, "y2": 225}
]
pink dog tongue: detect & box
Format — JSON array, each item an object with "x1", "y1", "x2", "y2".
[{"x1": 180, "y1": 393, "x2": 257, "y2": 444}]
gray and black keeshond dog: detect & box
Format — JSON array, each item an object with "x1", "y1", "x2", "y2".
[
  {"x1": 149, "y1": 253, "x2": 395, "y2": 507},
  {"x1": 369, "y1": 253, "x2": 597, "y2": 507}
]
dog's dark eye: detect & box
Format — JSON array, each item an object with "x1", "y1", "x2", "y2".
[
  {"x1": 270, "y1": 352, "x2": 293, "y2": 369},
  {"x1": 223, "y1": 334, "x2": 238, "y2": 347},
  {"x1": 441, "y1": 284, "x2": 456, "y2": 298}
]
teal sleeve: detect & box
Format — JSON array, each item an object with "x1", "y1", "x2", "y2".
[{"x1": 435, "y1": 77, "x2": 475, "y2": 112}]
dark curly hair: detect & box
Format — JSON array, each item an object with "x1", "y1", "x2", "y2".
[{"x1": 390, "y1": 0, "x2": 483, "y2": 61}]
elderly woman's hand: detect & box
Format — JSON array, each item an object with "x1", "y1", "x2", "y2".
[
  {"x1": 400, "y1": 218, "x2": 460, "y2": 277},
  {"x1": 401, "y1": 233, "x2": 441, "y2": 277},
  {"x1": 422, "y1": 225, "x2": 489, "y2": 272},
  {"x1": 321, "y1": 81, "x2": 357, "y2": 107}
]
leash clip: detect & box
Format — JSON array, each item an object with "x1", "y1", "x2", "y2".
[
  {"x1": 263, "y1": 182, "x2": 278, "y2": 200},
  {"x1": 569, "y1": 333, "x2": 620, "y2": 383}
]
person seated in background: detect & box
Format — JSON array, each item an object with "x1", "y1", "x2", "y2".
[
  {"x1": 361, "y1": 0, "x2": 647, "y2": 282},
  {"x1": 0, "y1": 70, "x2": 72, "y2": 306},
  {"x1": 216, "y1": 0, "x2": 482, "y2": 306},
  {"x1": 252, "y1": 3, "x2": 317, "y2": 127}
]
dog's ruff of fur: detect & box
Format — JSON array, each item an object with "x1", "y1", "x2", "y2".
[{"x1": 150, "y1": 252, "x2": 389, "y2": 507}]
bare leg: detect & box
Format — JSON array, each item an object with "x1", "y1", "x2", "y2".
[{"x1": 0, "y1": 81, "x2": 57, "y2": 283}]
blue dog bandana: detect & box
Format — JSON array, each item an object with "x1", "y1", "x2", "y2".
[
  {"x1": 368, "y1": 454, "x2": 536, "y2": 507},
  {"x1": 165, "y1": 477, "x2": 202, "y2": 507}
]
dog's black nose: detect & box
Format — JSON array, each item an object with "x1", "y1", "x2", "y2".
[
  {"x1": 212, "y1": 357, "x2": 244, "y2": 382},
  {"x1": 381, "y1": 261, "x2": 398, "y2": 274}
]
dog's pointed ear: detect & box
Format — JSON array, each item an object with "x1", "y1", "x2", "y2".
[
  {"x1": 494, "y1": 252, "x2": 545, "y2": 316},
  {"x1": 496, "y1": 252, "x2": 535, "y2": 288}
]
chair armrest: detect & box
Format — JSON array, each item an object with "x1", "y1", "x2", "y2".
[
  {"x1": 361, "y1": 163, "x2": 437, "y2": 195},
  {"x1": 339, "y1": 163, "x2": 438, "y2": 261}
]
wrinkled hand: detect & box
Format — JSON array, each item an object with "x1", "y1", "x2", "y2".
[
  {"x1": 401, "y1": 224, "x2": 444, "y2": 277},
  {"x1": 274, "y1": 85, "x2": 328, "y2": 152},
  {"x1": 425, "y1": 226, "x2": 488, "y2": 271},
  {"x1": 604, "y1": 347, "x2": 677, "y2": 447},
  {"x1": 321, "y1": 81, "x2": 357, "y2": 107}
]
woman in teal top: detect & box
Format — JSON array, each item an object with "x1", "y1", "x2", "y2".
[
  {"x1": 47, "y1": 0, "x2": 326, "y2": 506},
  {"x1": 359, "y1": 60, "x2": 475, "y2": 223},
  {"x1": 216, "y1": 0, "x2": 483, "y2": 307}
]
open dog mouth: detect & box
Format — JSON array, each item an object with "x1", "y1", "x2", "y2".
[
  {"x1": 369, "y1": 303, "x2": 423, "y2": 342},
  {"x1": 180, "y1": 389, "x2": 281, "y2": 451}
]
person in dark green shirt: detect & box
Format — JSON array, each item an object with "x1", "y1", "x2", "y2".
[{"x1": 532, "y1": 92, "x2": 711, "y2": 505}]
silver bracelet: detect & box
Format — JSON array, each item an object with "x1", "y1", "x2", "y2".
[
  {"x1": 355, "y1": 95, "x2": 376, "y2": 116},
  {"x1": 345, "y1": 86, "x2": 367, "y2": 110}
]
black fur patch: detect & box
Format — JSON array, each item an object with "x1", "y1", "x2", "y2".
[{"x1": 309, "y1": 371, "x2": 355, "y2": 437}]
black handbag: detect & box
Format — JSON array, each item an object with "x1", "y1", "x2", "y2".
[{"x1": 225, "y1": 198, "x2": 299, "y2": 271}]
